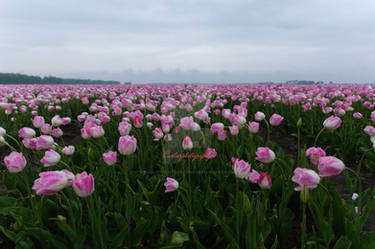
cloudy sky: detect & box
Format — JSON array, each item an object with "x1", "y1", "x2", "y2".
[{"x1": 1, "y1": 0, "x2": 375, "y2": 83}]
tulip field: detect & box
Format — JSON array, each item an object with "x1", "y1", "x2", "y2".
[{"x1": 1, "y1": 83, "x2": 375, "y2": 249}]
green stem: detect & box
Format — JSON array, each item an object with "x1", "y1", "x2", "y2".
[
  {"x1": 301, "y1": 202, "x2": 306, "y2": 249},
  {"x1": 0, "y1": 139, "x2": 17, "y2": 151},
  {"x1": 313, "y1": 128, "x2": 325, "y2": 147},
  {"x1": 346, "y1": 167, "x2": 362, "y2": 193},
  {"x1": 5, "y1": 134, "x2": 22, "y2": 150}
]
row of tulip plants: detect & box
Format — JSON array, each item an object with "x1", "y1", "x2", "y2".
[{"x1": 0, "y1": 84, "x2": 375, "y2": 249}]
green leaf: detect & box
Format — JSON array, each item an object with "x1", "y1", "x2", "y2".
[
  {"x1": 332, "y1": 236, "x2": 351, "y2": 249},
  {"x1": 361, "y1": 232, "x2": 375, "y2": 249},
  {"x1": 170, "y1": 231, "x2": 189, "y2": 246}
]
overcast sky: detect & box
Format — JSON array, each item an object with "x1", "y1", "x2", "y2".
[{"x1": 1, "y1": 0, "x2": 375, "y2": 83}]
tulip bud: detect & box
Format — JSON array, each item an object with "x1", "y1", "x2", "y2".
[
  {"x1": 297, "y1": 117, "x2": 302, "y2": 128},
  {"x1": 72, "y1": 172, "x2": 94, "y2": 197}
]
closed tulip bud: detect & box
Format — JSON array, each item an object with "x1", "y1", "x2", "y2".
[
  {"x1": 258, "y1": 172, "x2": 272, "y2": 189},
  {"x1": 300, "y1": 184, "x2": 309, "y2": 203},
  {"x1": 62, "y1": 145, "x2": 75, "y2": 155},
  {"x1": 41, "y1": 124, "x2": 52, "y2": 134},
  {"x1": 36, "y1": 135, "x2": 55, "y2": 150},
  {"x1": 118, "y1": 135, "x2": 137, "y2": 155},
  {"x1": 72, "y1": 172, "x2": 94, "y2": 197},
  {"x1": 254, "y1": 111, "x2": 265, "y2": 121},
  {"x1": 323, "y1": 115, "x2": 342, "y2": 130},
  {"x1": 269, "y1": 114, "x2": 284, "y2": 126},
  {"x1": 118, "y1": 122, "x2": 132, "y2": 136},
  {"x1": 40, "y1": 149, "x2": 61, "y2": 167},
  {"x1": 52, "y1": 128, "x2": 63, "y2": 138},
  {"x1": 255, "y1": 147, "x2": 276, "y2": 163},
  {"x1": 352, "y1": 193, "x2": 359, "y2": 201},
  {"x1": 32, "y1": 116, "x2": 45, "y2": 128},
  {"x1": 51, "y1": 115, "x2": 64, "y2": 127},
  {"x1": 164, "y1": 177, "x2": 179, "y2": 192},
  {"x1": 90, "y1": 126, "x2": 105, "y2": 138},
  {"x1": 18, "y1": 127, "x2": 36, "y2": 138},
  {"x1": 0, "y1": 127, "x2": 6, "y2": 136},
  {"x1": 182, "y1": 136, "x2": 193, "y2": 151},
  {"x1": 229, "y1": 125, "x2": 239, "y2": 135},
  {"x1": 4, "y1": 152, "x2": 27, "y2": 173},
  {"x1": 248, "y1": 122, "x2": 259, "y2": 134},
  {"x1": 353, "y1": 112, "x2": 362, "y2": 119},
  {"x1": 318, "y1": 156, "x2": 345, "y2": 177},
  {"x1": 102, "y1": 151, "x2": 117, "y2": 165},
  {"x1": 32, "y1": 170, "x2": 74, "y2": 195},
  {"x1": 297, "y1": 117, "x2": 302, "y2": 128},
  {"x1": 364, "y1": 126, "x2": 375, "y2": 136}
]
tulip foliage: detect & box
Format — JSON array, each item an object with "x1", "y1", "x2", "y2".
[{"x1": 0, "y1": 83, "x2": 375, "y2": 248}]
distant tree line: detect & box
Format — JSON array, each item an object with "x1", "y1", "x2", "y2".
[{"x1": 0, "y1": 73, "x2": 121, "y2": 85}]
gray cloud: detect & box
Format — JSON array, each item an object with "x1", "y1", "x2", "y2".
[{"x1": 1, "y1": 0, "x2": 375, "y2": 83}]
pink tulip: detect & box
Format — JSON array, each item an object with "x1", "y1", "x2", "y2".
[
  {"x1": 217, "y1": 129, "x2": 227, "y2": 141},
  {"x1": 258, "y1": 172, "x2": 272, "y2": 189},
  {"x1": 210, "y1": 122, "x2": 224, "y2": 134},
  {"x1": 292, "y1": 168, "x2": 320, "y2": 191},
  {"x1": 40, "y1": 149, "x2": 61, "y2": 167},
  {"x1": 256, "y1": 147, "x2": 276, "y2": 163},
  {"x1": 233, "y1": 159, "x2": 251, "y2": 179},
  {"x1": 203, "y1": 148, "x2": 217, "y2": 160},
  {"x1": 62, "y1": 145, "x2": 75, "y2": 155},
  {"x1": 323, "y1": 115, "x2": 342, "y2": 130},
  {"x1": 72, "y1": 172, "x2": 95, "y2": 197},
  {"x1": 0, "y1": 127, "x2": 5, "y2": 136},
  {"x1": 353, "y1": 112, "x2": 362, "y2": 119},
  {"x1": 36, "y1": 135, "x2": 55, "y2": 150},
  {"x1": 229, "y1": 125, "x2": 239, "y2": 135},
  {"x1": 18, "y1": 127, "x2": 36, "y2": 138},
  {"x1": 32, "y1": 170, "x2": 74, "y2": 195},
  {"x1": 51, "y1": 115, "x2": 64, "y2": 127},
  {"x1": 318, "y1": 156, "x2": 345, "y2": 177},
  {"x1": 164, "y1": 177, "x2": 179, "y2": 192},
  {"x1": 4, "y1": 152, "x2": 26, "y2": 173},
  {"x1": 32, "y1": 116, "x2": 45, "y2": 128},
  {"x1": 371, "y1": 111, "x2": 375, "y2": 123},
  {"x1": 248, "y1": 122, "x2": 259, "y2": 134},
  {"x1": 352, "y1": 193, "x2": 359, "y2": 201},
  {"x1": 103, "y1": 151, "x2": 117, "y2": 165},
  {"x1": 269, "y1": 114, "x2": 284, "y2": 126},
  {"x1": 364, "y1": 126, "x2": 375, "y2": 136},
  {"x1": 182, "y1": 136, "x2": 193, "y2": 151},
  {"x1": 305, "y1": 147, "x2": 326, "y2": 165},
  {"x1": 254, "y1": 111, "x2": 265, "y2": 121},
  {"x1": 90, "y1": 126, "x2": 105, "y2": 138},
  {"x1": 180, "y1": 116, "x2": 194, "y2": 130},
  {"x1": 118, "y1": 122, "x2": 132, "y2": 136},
  {"x1": 152, "y1": 128, "x2": 164, "y2": 141},
  {"x1": 52, "y1": 128, "x2": 63, "y2": 138},
  {"x1": 118, "y1": 135, "x2": 137, "y2": 155},
  {"x1": 22, "y1": 137, "x2": 38, "y2": 150},
  {"x1": 246, "y1": 169, "x2": 260, "y2": 183},
  {"x1": 41, "y1": 124, "x2": 52, "y2": 134}
]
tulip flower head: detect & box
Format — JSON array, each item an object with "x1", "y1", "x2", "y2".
[{"x1": 164, "y1": 177, "x2": 179, "y2": 192}]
